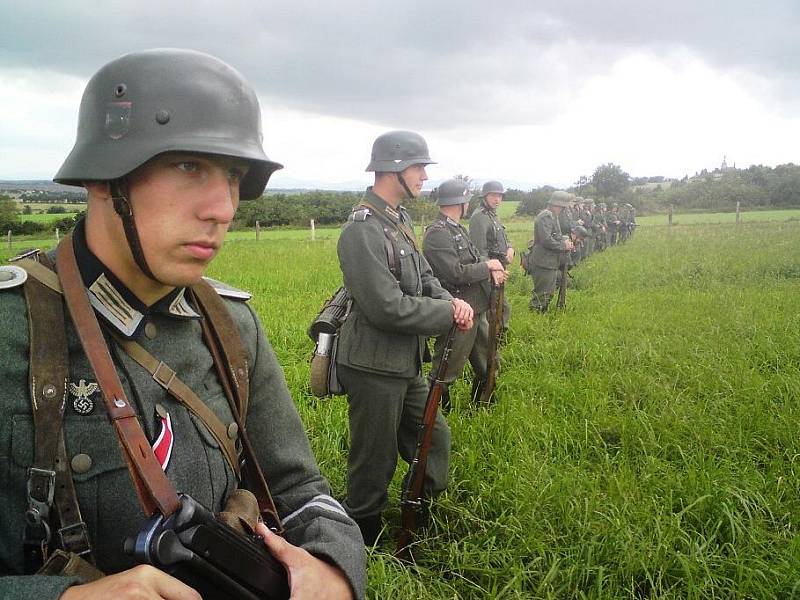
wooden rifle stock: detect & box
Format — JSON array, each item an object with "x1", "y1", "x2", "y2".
[
  {"x1": 395, "y1": 324, "x2": 457, "y2": 560},
  {"x1": 556, "y1": 251, "x2": 568, "y2": 309},
  {"x1": 473, "y1": 281, "x2": 503, "y2": 405}
]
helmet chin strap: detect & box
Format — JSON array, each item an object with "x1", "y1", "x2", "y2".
[
  {"x1": 395, "y1": 172, "x2": 414, "y2": 200},
  {"x1": 109, "y1": 178, "x2": 158, "y2": 282}
]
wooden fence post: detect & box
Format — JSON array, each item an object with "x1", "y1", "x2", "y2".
[
  {"x1": 310, "y1": 219, "x2": 316, "y2": 241},
  {"x1": 668, "y1": 205, "x2": 673, "y2": 226},
  {"x1": 6, "y1": 230, "x2": 11, "y2": 251},
  {"x1": 55, "y1": 228, "x2": 60, "y2": 243},
  {"x1": 255, "y1": 220, "x2": 261, "y2": 241},
  {"x1": 735, "y1": 201, "x2": 741, "y2": 225}
]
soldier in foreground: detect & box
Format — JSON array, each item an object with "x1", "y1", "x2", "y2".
[
  {"x1": 0, "y1": 49, "x2": 364, "y2": 599},
  {"x1": 529, "y1": 191, "x2": 574, "y2": 313},
  {"x1": 469, "y1": 180, "x2": 513, "y2": 333},
  {"x1": 423, "y1": 179, "x2": 508, "y2": 407},
  {"x1": 335, "y1": 132, "x2": 473, "y2": 546}
]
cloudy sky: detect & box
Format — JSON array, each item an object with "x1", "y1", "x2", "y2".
[{"x1": 1, "y1": 0, "x2": 798, "y2": 190}]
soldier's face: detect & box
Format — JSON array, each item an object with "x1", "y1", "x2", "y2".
[
  {"x1": 124, "y1": 152, "x2": 248, "y2": 287},
  {"x1": 400, "y1": 164, "x2": 428, "y2": 197},
  {"x1": 484, "y1": 193, "x2": 503, "y2": 210}
]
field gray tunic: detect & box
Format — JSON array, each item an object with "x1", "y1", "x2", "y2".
[{"x1": 0, "y1": 233, "x2": 366, "y2": 599}]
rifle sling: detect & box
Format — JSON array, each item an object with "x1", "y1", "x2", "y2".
[
  {"x1": 190, "y1": 283, "x2": 284, "y2": 533},
  {"x1": 56, "y1": 236, "x2": 181, "y2": 518}
]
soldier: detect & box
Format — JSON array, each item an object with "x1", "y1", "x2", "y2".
[
  {"x1": 607, "y1": 203, "x2": 621, "y2": 246},
  {"x1": 627, "y1": 203, "x2": 637, "y2": 237},
  {"x1": 468, "y1": 180, "x2": 513, "y2": 332},
  {"x1": 618, "y1": 204, "x2": 631, "y2": 243},
  {"x1": 529, "y1": 191, "x2": 574, "y2": 313},
  {"x1": 0, "y1": 49, "x2": 364, "y2": 599},
  {"x1": 578, "y1": 199, "x2": 595, "y2": 260},
  {"x1": 424, "y1": 178, "x2": 508, "y2": 405},
  {"x1": 335, "y1": 132, "x2": 474, "y2": 546},
  {"x1": 594, "y1": 202, "x2": 608, "y2": 252}
]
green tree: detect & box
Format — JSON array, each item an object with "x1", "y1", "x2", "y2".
[
  {"x1": 0, "y1": 195, "x2": 19, "y2": 229},
  {"x1": 591, "y1": 163, "x2": 630, "y2": 198}
]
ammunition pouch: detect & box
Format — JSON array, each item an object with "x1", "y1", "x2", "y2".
[{"x1": 37, "y1": 549, "x2": 104, "y2": 584}]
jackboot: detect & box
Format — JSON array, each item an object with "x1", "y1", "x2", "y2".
[{"x1": 354, "y1": 514, "x2": 382, "y2": 547}]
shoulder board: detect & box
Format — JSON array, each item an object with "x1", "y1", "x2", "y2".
[
  {"x1": 350, "y1": 208, "x2": 372, "y2": 222},
  {"x1": 0, "y1": 265, "x2": 29, "y2": 290},
  {"x1": 8, "y1": 248, "x2": 42, "y2": 263},
  {"x1": 202, "y1": 277, "x2": 252, "y2": 301}
]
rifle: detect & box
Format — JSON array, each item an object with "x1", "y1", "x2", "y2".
[
  {"x1": 556, "y1": 250, "x2": 568, "y2": 309},
  {"x1": 472, "y1": 252, "x2": 506, "y2": 405},
  {"x1": 396, "y1": 324, "x2": 457, "y2": 561},
  {"x1": 126, "y1": 493, "x2": 290, "y2": 600}
]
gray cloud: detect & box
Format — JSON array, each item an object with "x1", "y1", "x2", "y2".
[{"x1": 1, "y1": 0, "x2": 797, "y2": 129}]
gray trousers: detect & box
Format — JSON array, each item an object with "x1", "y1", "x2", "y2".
[
  {"x1": 430, "y1": 311, "x2": 490, "y2": 385},
  {"x1": 530, "y1": 266, "x2": 558, "y2": 312},
  {"x1": 338, "y1": 364, "x2": 451, "y2": 519}
]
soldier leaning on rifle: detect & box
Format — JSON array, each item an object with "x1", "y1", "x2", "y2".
[
  {"x1": 468, "y1": 180, "x2": 513, "y2": 333},
  {"x1": 0, "y1": 49, "x2": 364, "y2": 600},
  {"x1": 335, "y1": 131, "x2": 474, "y2": 546},
  {"x1": 529, "y1": 191, "x2": 574, "y2": 313},
  {"x1": 423, "y1": 179, "x2": 508, "y2": 408}
]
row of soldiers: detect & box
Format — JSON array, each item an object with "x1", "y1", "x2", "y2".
[
  {"x1": 335, "y1": 130, "x2": 642, "y2": 548},
  {"x1": 525, "y1": 190, "x2": 637, "y2": 312}
]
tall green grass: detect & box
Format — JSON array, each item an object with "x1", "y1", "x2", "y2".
[
  {"x1": 208, "y1": 216, "x2": 800, "y2": 598},
  {"x1": 3, "y1": 211, "x2": 799, "y2": 598}
]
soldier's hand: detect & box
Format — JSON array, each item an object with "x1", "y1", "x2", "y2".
[
  {"x1": 450, "y1": 298, "x2": 474, "y2": 330},
  {"x1": 486, "y1": 259, "x2": 505, "y2": 272},
  {"x1": 259, "y1": 523, "x2": 353, "y2": 600},
  {"x1": 491, "y1": 270, "x2": 508, "y2": 285},
  {"x1": 564, "y1": 240, "x2": 575, "y2": 251},
  {"x1": 505, "y1": 247, "x2": 515, "y2": 264},
  {"x1": 60, "y1": 565, "x2": 200, "y2": 600}
]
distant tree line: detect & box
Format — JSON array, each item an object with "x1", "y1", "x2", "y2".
[
  {"x1": 516, "y1": 162, "x2": 800, "y2": 216},
  {"x1": 0, "y1": 194, "x2": 83, "y2": 235},
  {"x1": 232, "y1": 190, "x2": 441, "y2": 229},
  {"x1": 12, "y1": 190, "x2": 87, "y2": 203}
]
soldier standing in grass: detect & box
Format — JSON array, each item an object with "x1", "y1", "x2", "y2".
[
  {"x1": 529, "y1": 191, "x2": 574, "y2": 313},
  {"x1": 469, "y1": 180, "x2": 513, "y2": 333},
  {"x1": 578, "y1": 199, "x2": 595, "y2": 260},
  {"x1": 607, "y1": 203, "x2": 621, "y2": 246},
  {"x1": 594, "y1": 202, "x2": 608, "y2": 252},
  {"x1": 0, "y1": 49, "x2": 364, "y2": 600},
  {"x1": 424, "y1": 178, "x2": 508, "y2": 407},
  {"x1": 335, "y1": 131, "x2": 474, "y2": 546}
]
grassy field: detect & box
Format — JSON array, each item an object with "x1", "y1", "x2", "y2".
[{"x1": 3, "y1": 211, "x2": 800, "y2": 598}]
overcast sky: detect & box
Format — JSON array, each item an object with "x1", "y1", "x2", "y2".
[{"x1": 1, "y1": 0, "x2": 798, "y2": 190}]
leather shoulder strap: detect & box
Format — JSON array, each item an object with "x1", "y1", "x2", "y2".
[
  {"x1": 190, "y1": 281, "x2": 283, "y2": 532},
  {"x1": 111, "y1": 334, "x2": 241, "y2": 480},
  {"x1": 56, "y1": 236, "x2": 181, "y2": 518}
]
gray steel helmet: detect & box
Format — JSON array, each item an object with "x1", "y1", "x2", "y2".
[
  {"x1": 480, "y1": 180, "x2": 505, "y2": 196},
  {"x1": 434, "y1": 178, "x2": 470, "y2": 206},
  {"x1": 54, "y1": 48, "x2": 282, "y2": 200},
  {"x1": 548, "y1": 190, "x2": 572, "y2": 208},
  {"x1": 365, "y1": 130, "x2": 436, "y2": 172}
]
